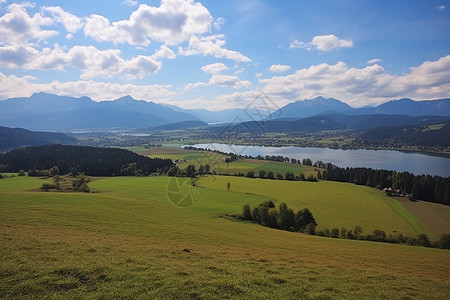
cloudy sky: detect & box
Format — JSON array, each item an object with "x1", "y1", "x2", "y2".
[{"x1": 0, "y1": 0, "x2": 449, "y2": 110}]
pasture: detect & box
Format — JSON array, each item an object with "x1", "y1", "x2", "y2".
[{"x1": 1, "y1": 175, "x2": 449, "y2": 299}]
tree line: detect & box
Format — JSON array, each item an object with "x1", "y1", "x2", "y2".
[
  {"x1": 322, "y1": 166, "x2": 450, "y2": 205},
  {"x1": 0, "y1": 144, "x2": 173, "y2": 177}
]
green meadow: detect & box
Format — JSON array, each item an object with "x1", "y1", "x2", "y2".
[
  {"x1": 139, "y1": 147, "x2": 320, "y2": 177},
  {"x1": 1, "y1": 174, "x2": 449, "y2": 299}
]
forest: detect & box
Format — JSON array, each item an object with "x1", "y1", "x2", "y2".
[{"x1": 0, "y1": 144, "x2": 173, "y2": 176}]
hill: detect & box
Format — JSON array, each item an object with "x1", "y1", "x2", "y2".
[
  {"x1": 0, "y1": 126, "x2": 77, "y2": 152},
  {"x1": 210, "y1": 114, "x2": 450, "y2": 133},
  {"x1": 0, "y1": 144, "x2": 173, "y2": 176},
  {"x1": 151, "y1": 120, "x2": 208, "y2": 130},
  {"x1": 0, "y1": 175, "x2": 449, "y2": 299}
]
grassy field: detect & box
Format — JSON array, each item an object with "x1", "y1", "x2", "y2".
[
  {"x1": 139, "y1": 147, "x2": 320, "y2": 177},
  {"x1": 1, "y1": 174, "x2": 449, "y2": 299}
]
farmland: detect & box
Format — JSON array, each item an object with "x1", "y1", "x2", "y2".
[{"x1": 1, "y1": 174, "x2": 449, "y2": 299}]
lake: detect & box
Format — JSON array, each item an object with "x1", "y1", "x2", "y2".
[{"x1": 189, "y1": 143, "x2": 450, "y2": 177}]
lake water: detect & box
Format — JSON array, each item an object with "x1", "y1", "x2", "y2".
[{"x1": 189, "y1": 143, "x2": 450, "y2": 177}]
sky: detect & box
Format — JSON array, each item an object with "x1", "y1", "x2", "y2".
[{"x1": 0, "y1": 0, "x2": 449, "y2": 110}]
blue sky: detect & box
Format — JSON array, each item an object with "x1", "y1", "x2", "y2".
[{"x1": 0, "y1": 0, "x2": 449, "y2": 110}]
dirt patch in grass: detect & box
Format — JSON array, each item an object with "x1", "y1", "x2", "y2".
[{"x1": 396, "y1": 197, "x2": 450, "y2": 237}]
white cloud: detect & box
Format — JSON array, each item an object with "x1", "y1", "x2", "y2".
[
  {"x1": 84, "y1": 0, "x2": 212, "y2": 46},
  {"x1": 209, "y1": 74, "x2": 251, "y2": 89},
  {"x1": 259, "y1": 55, "x2": 450, "y2": 107},
  {"x1": 436, "y1": 5, "x2": 446, "y2": 11},
  {"x1": 42, "y1": 6, "x2": 84, "y2": 33},
  {"x1": 367, "y1": 58, "x2": 382, "y2": 65},
  {"x1": 269, "y1": 64, "x2": 291, "y2": 73},
  {"x1": 179, "y1": 34, "x2": 251, "y2": 62},
  {"x1": 290, "y1": 34, "x2": 353, "y2": 52},
  {"x1": 183, "y1": 81, "x2": 208, "y2": 90},
  {"x1": 213, "y1": 17, "x2": 225, "y2": 30},
  {"x1": 0, "y1": 43, "x2": 169, "y2": 79},
  {"x1": 0, "y1": 71, "x2": 175, "y2": 102},
  {"x1": 152, "y1": 45, "x2": 176, "y2": 60},
  {"x1": 201, "y1": 62, "x2": 229, "y2": 74},
  {"x1": 122, "y1": 0, "x2": 138, "y2": 7},
  {"x1": 289, "y1": 40, "x2": 306, "y2": 49},
  {"x1": 0, "y1": 3, "x2": 57, "y2": 46}
]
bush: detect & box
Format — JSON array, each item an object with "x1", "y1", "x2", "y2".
[
  {"x1": 305, "y1": 223, "x2": 317, "y2": 235},
  {"x1": 41, "y1": 183, "x2": 56, "y2": 191},
  {"x1": 245, "y1": 171, "x2": 255, "y2": 178},
  {"x1": 18, "y1": 169, "x2": 26, "y2": 176},
  {"x1": 437, "y1": 233, "x2": 450, "y2": 249}
]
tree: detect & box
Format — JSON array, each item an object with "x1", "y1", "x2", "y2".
[
  {"x1": 353, "y1": 225, "x2": 363, "y2": 238},
  {"x1": 437, "y1": 233, "x2": 450, "y2": 249},
  {"x1": 277, "y1": 202, "x2": 294, "y2": 230},
  {"x1": 245, "y1": 170, "x2": 255, "y2": 178},
  {"x1": 18, "y1": 169, "x2": 26, "y2": 176},
  {"x1": 276, "y1": 173, "x2": 283, "y2": 180},
  {"x1": 330, "y1": 228, "x2": 339, "y2": 238},
  {"x1": 227, "y1": 182, "x2": 231, "y2": 191},
  {"x1": 70, "y1": 167, "x2": 78, "y2": 177},
  {"x1": 53, "y1": 175, "x2": 61, "y2": 190},
  {"x1": 305, "y1": 223, "x2": 317, "y2": 235},
  {"x1": 417, "y1": 234, "x2": 431, "y2": 247},
  {"x1": 242, "y1": 204, "x2": 252, "y2": 221},
  {"x1": 198, "y1": 165, "x2": 205, "y2": 176},
  {"x1": 167, "y1": 165, "x2": 180, "y2": 176},
  {"x1": 294, "y1": 208, "x2": 317, "y2": 232},
  {"x1": 50, "y1": 166, "x2": 59, "y2": 176},
  {"x1": 252, "y1": 207, "x2": 261, "y2": 224},
  {"x1": 259, "y1": 169, "x2": 266, "y2": 179},
  {"x1": 204, "y1": 164, "x2": 210, "y2": 174},
  {"x1": 185, "y1": 165, "x2": 196, "y2": 178},
  {"x1": 267, "y1": 171, "x2": 275, "y2": 179}
]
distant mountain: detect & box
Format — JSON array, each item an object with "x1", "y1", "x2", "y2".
[
  {"x1": 268, "y1": 96, "x2": 353, "y2": 120},
  {"x1": 211, "y1": 114, "x2": 450, "y2": 133},
  {"x1": 151, "y1": 120, "x2": 208, "y2": 130},
  {"x1": 354, "y1": 98, "x2": 450, "y2": 116},
  {"x1": 163, "y1": 105, "x2": 262, "y2": 124},
  {"x1": 0, "y1": 126, "x2": 77, "y2": 152},
  {"x1": 270, "y1": 97, "x2": 450, "y2": 121},
  {"x1": 0, "y1": 93, "x2": 199, "y2": 131}
]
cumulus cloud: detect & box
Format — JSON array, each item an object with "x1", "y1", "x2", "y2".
[
  {"x1": 42, "y1": 6, "x2": 84, "y2": 33},
  {"x1": 179, "y1": 34, "x2": 251, "y2": 62},
  {"x1": 0, "y1": 44, "x2": 170, "y2": 79},
  {"x1": 367, "y1": 58, "x2": 382, "y2": 65},
  {"x1": 0, "y1": 3, "x2": 57, "y2": 45},
  {"x1": 0, "y1": 71, "x2": 175, "y2": 102},
  {"x1": 201, "y1": 62, "x2": 229, "y2": 74},
  {"x1": 184, "y1": 62, "x2": 250, "y2": 90},
  {"x1": 209, "y1": 74, "x2": 251, "y2": 89},
  {"x1": 84, "y1": 0, "x2": 212, "y2": 46},
  {"x1": 290, "y1": 34, "x2": 353, "y2": 52},
  {"x1": 269, "y1": 64, "x2": 291, "y2": 73},
  {"x1": 259, "y1": 55, "x2": 450, "y2": 107}
]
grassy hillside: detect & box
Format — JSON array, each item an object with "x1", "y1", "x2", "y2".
[
  {"x1": 1, "y1": 175, "x2": 449, "y2": 299},
  {"x1": 197, "y1": 176, "x2": 431, "y2": 237}
]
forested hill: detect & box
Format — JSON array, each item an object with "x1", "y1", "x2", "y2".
[
  {"x1": 0, "y1": 126, "x2": 77, "y2": 152},
  {"x1": 0, "y1": 144, "x2": 173, "y2": 176}
]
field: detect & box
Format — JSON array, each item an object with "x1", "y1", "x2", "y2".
[
  {"x1": 1, "y1": 174, "x2": 449, "y2": 299},
  {"x1": 138, "y1": 147, "x2": 320, "y2": 177}
]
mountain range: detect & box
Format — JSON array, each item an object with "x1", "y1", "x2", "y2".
[{"x1": 0, "y1": 93, "x2": 449, "y2": 131}]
